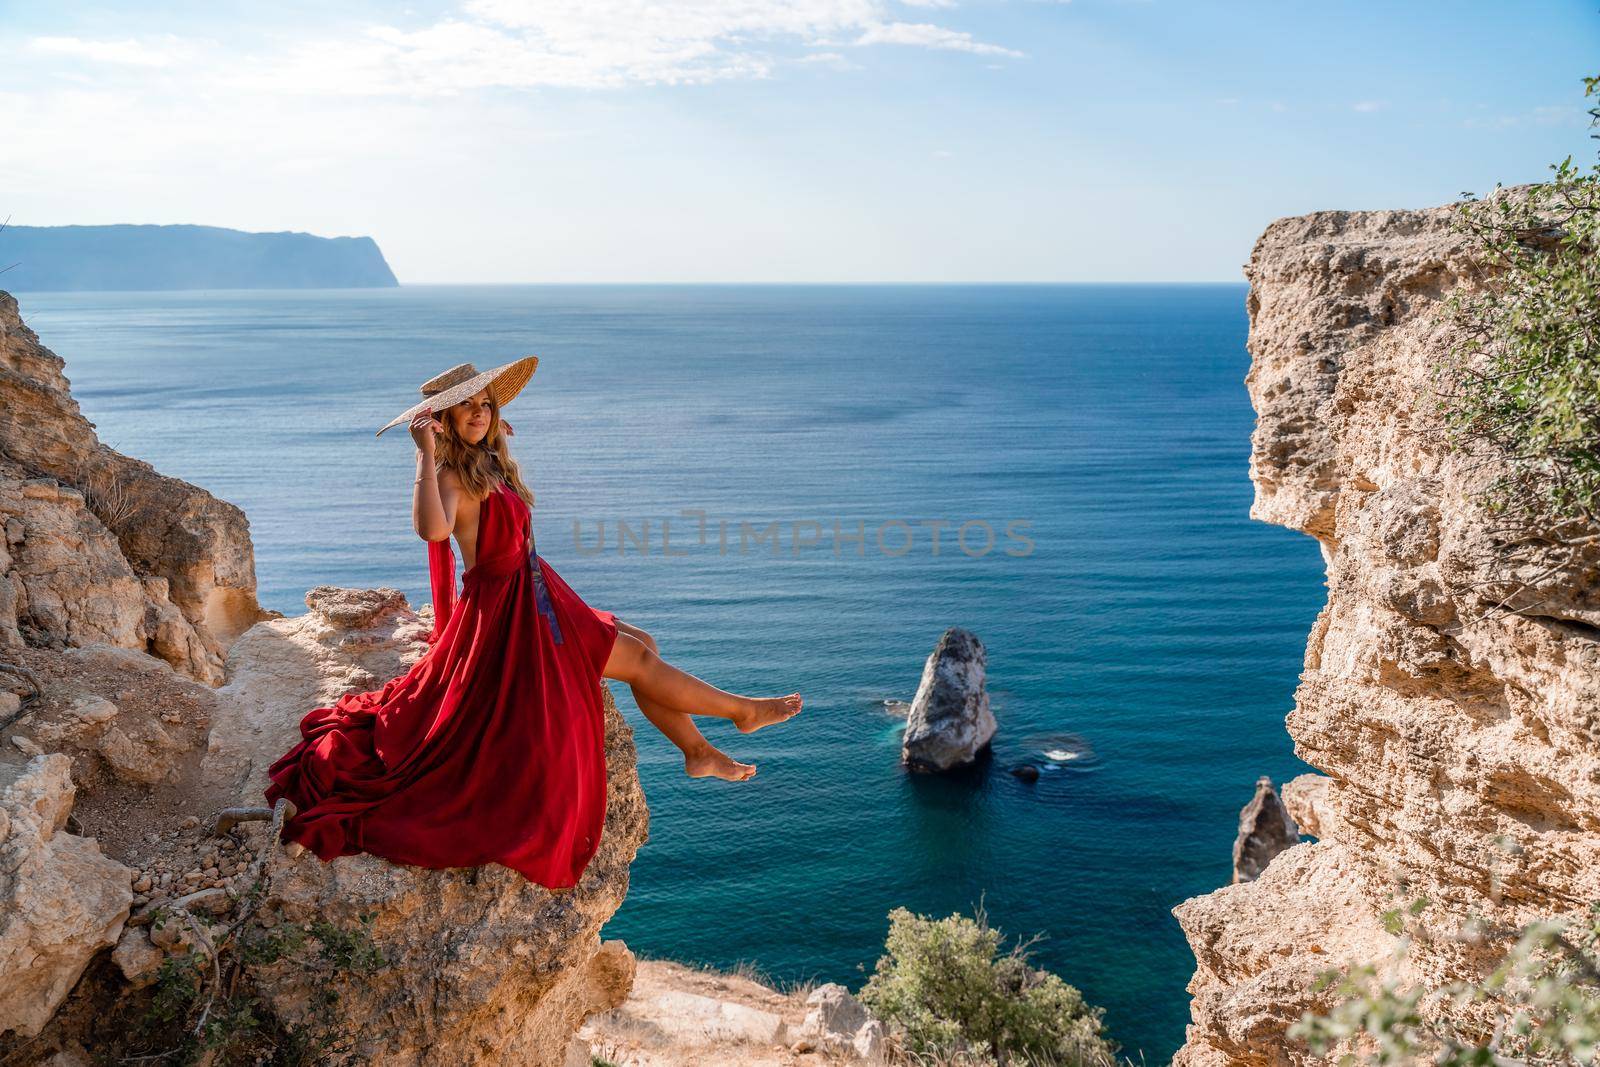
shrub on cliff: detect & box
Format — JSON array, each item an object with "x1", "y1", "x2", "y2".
[
  {"x1": 858, "y1": 902, "x2": 1123, "y2": 1067},
  {"x1": 1436, "y1": 73, "x2": 1600, "y2": 541},
  {"x1": 1288, "y1": 891, "x2": 1600, "y2": 1065}
]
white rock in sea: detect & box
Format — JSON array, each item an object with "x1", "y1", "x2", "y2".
[{"x1": 900, "y1": 627, "x2": 997, "y2": 773}]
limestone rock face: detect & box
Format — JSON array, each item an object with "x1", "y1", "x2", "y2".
[
  {"x1": 6, "y1": 643, "x2": 217, "y2": 798},
  {"x1": 0, "y1": 754, "x2": 135, "y2": 1039},
  {"x1": 199, "y1": 584, "x2": 434, "y2": 802},
  {"x1": 0, "y1": 290, "x2": 268, "y2": 682},
  {"x1": 1231, "y1": 776, "x2": 1300, "y2": 884},
  {"x1": 901, "y1": 627, "x2": 997, "y2": 773},
  {"x1": 1280, "y1": 772, "x2": 1334, "y2": 840},
  {"x1": 1171, "y1": 189, "x2": 1600, "y2": 1063}
]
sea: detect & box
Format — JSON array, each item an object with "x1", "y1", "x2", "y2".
[{"x1": 17, "y1": 283, "x2": 1324, "y2": 1064}]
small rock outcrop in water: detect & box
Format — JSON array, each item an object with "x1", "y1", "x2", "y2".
[
  {"x1": 0, "y1": 224, "x2": 400, "y2": 291},
  {"x1": 901, "y1": 627, "x2": 997, "y2": 773},
  {"x1": 0, "y1": 290, "x2": 650, "y2": 1066},
  {"x1": 1230, "y1": 775, "x2": 1300, "y2": 884},
  {"x1": 1170, "y1": 188, "x2": 1600, "y2": 1065}
]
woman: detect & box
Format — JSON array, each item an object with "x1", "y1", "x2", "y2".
[{"x1": 263, "y1": 357, "x2": 802, "y2": 889}]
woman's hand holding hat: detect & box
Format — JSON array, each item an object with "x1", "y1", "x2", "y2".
[{"x1": 410, "y1": 410, "x2": 445, "y2": 451}]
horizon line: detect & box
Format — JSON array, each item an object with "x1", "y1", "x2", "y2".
[
  {"x1": 394, "y1": 279, "x2": 1252, "y2": 287},
  {"x1": 4, "y1": 279, "x2": 1253, "y2": 295}
]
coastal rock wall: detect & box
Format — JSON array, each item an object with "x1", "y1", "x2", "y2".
[
  {"x1": 1172, "y1": 190, "x2": 1600, "y2": 1064},
  {"x1": 0, "y1": 291, "x2": 266, "y2": 682}
]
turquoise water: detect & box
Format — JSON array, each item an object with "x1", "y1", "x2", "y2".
[{"x1": 19, "y1": 284, "x2": 1322, "y2": 1063}]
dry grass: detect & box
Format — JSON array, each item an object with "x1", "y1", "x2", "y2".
[
  {"x1": 75, "y1": 459, "x2": 140, "y2": 530},
  {"x1": 586, "y1": 1035, "x2": 630, "y2": 1067},
  {"x1": 698, "y1": 955, "x2": 822, "y2": 999},
  {"x1": 632, "y1": 950, "x2": 824, "y2": 1000}
]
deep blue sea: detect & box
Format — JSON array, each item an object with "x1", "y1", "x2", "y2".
[{"x1": 18, "y1": 284, "x2": 1323, "y2": 1064}]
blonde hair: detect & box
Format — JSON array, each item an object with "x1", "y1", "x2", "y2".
[{"x1": 431, "y1": 391, "x2": 536, "y2": 509}]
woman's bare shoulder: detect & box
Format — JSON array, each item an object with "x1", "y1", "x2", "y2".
[
  {"x1": 437, "y1": 467, "x2": 476, "y2": 504},
  {"x1": 440, "y1": 469, "x2": 495, "y2": 514}
]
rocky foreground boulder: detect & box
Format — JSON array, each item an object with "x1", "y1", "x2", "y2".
[
  {"x1": 900, "y1": 627, "x2": 997, "y2": 773},
  {"x1": 2, "y1": 588, "x2": 650, "y2": 1065},
  {"x1": 1170, "y1": 189, "x2": 1600, "y2": 1064},
  {"x1": 0, "y1": 754, "x2": 134, "y2": 1038}
]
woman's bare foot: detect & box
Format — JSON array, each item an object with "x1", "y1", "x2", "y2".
[
  {"x1": 731, "y1": 692, "x2": 802, "y2": 734},
  {"x1": 684, "y1": 742, "x2": 757, "y2": 781}
]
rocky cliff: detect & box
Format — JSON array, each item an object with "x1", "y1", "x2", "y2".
[
  {"x1": 0, "y1": 291, "x2": 649, "y2": 1065},
  {"x1": 0, "y1": 290, "x2": 266, "y2": 684},
  {"x1": 1171, "y1": 189, "x2": 1600, "y2": 1063}
]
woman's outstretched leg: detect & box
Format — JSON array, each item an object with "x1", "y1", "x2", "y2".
[
  {"x1": 603, "y1": 631, "x2": 802, "y2": 734},
  {"x1": 613, "y1": 620, "x2": 755, "y2": 781}
]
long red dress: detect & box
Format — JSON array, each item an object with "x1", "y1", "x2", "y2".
[{"x1": 262, "y1": 479, "x2": 619, "y2": 888}]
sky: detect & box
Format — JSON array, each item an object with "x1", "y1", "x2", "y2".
[{"x1": 2, "y1": 1, "x2": 1598, "y2": 283}]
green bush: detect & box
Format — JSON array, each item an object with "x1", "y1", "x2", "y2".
[
  {"x1": 858, "y1": 903, "x2": 1123, "y2": 1067},
  {"x1": 1435, "y1": 73, "x2": 1600, "y2": 537}
]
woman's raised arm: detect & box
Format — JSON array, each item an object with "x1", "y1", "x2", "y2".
[{"x1": 411, "y1": 411, "x2": 456, "y2": 542}]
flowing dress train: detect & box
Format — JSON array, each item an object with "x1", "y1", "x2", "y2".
[{"x1": 262, "y1": 479, "x2": 619, "y2": 888}]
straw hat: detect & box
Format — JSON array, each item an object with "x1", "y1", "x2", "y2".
[{"x1": 374, "y1": 356, "x2": 539, "y2": 438}]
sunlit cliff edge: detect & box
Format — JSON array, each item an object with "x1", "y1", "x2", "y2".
[{"x1": 1171, "y1": 188, "x2": 1600, "y2": 1065}]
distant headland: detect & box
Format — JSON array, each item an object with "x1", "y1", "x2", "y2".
[{"x1": 0, "y1": 223, "x2": 399, "y2": 292}]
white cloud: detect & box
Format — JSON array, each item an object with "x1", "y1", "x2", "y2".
[
  {"x1": 21, "y1": 4, "x2": 1022, "y2": 98},
  {"x1": 797, "y1": 51, "x2": 861, "y2": 70},
  {"x1": 854, "y1": 21, "x2": 1025, "y2": 57},
  {"x1": 1352, "y1": 99, "x2": 1387, "y2": 113},
  {"x1": 1530, "y1": 104, "x2": 1589, "y2": 126},
  {"x1": 1460, "y1": 104, "x2": 1593, "y2": 130},
  {"x1": 211, "y1": 1, "x2": 1021, "y2": 94},
  {"x1": 231, "y1": 18, "x2": 781, "y2": 94},
  {"x1": 28, "y1": 35, "x2": 190, "y2": 68}
]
